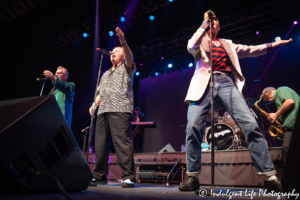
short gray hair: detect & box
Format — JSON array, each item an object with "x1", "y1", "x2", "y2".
[
  {"x1": 262, "y1": 87, "x2": 276, "y2": 98},
  {"x1": 57, "y1": 66, "x2": 69, "y2": 80}
]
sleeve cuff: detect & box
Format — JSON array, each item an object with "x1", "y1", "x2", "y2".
[
  {"x1": 200, "y1": 22, "x2": 209, "y2": 31},
  {"x1": 266, "y1": 43, "x2": 272, "y2": 54}
]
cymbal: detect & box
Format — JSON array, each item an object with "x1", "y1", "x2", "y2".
[{"x1": 205, "y1": 108, "x2": 219, "y2": 123}]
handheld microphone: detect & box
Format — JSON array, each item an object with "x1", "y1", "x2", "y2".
[
  {"x1": 36, "y1": 78, "x2": 51, "y2": 81},
  {"x1": 208, "y1": 10, "x2": 213, "y2": 20},
  {"x1": 96, "y1": 48, "x2": 112, "y2": 55}
]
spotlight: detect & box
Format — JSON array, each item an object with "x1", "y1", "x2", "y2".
[
  {"x1": 140, "y1": 63, "x2": 143, "y2": 66},
  {"x1": 120, "y1": 17, "x2": 125, "y2": 22},
  {"x1": 275, "y1": 37, "x2": 281, "y2": 41},
  {"x1": 169, "y1": 0, "x2": 173, "y2": 2},
  {"x1": 109, "y1": 31, "x2": 114, "y2": 36},
  {"x1": 294, "y1": 21, "x2": 298, "y2": 25},
  {"x1": 136, "y1": 72, "x2": 140, "y2": 76},
  {"x1": 149, "y1": 16, "x2": 155, "y2": 20},
  {"x1": 155, "y1": 72, "x2": 159, "y2": 76},
  {"x1": 83, "y1": 33, "x2": 88, "y2": 38},
  {"x1": 168, "y1": 64, "x2": 173, "y2": 68},
  {"x1": 161, "y1": 57, "x2": 164, "y2": 60},
  {"x1": 256, "y1": 31, "x2": 259, "y2": 35},
  {"x1": 189, "y1": 63, "x2": 193, "y2": 67}
]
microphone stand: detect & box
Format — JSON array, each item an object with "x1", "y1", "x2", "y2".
[
  {"x1": 208, "y1": 17, "x2": 215, "y2": 189},
  {"x1": 85, "y1": 52, "x2": 105, "y2": 163},
  {"x1": 40, "y1": 81, "x2": 46, "y2": 96}
]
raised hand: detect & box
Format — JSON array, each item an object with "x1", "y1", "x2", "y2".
[
  {"x1": 275, "y1": 37, "x2": 293, "y2": 45},
  {"x1": 116, "y1": 27, "x2": 126, "y2": 44},
  {"x1": 43, "y1": 70, "x2": 55, "y2": 81},
  {"x1": 204, "y1": 10, "x2": 216, "y2": 22}
]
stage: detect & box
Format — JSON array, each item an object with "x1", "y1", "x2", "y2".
[
  {"x1": 87, "y1": 147, "x2": 283, "y2": 187},
  {"x1": 1, "y1": 181, "x2": 288, "y2": 200}
]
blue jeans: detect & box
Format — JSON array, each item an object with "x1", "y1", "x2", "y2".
[{"x1": 186, "y1": 73, "x2": 276, "y2": 177}]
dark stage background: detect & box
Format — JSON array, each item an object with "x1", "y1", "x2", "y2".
[{"x1": 0, "y1": 0, "x2": 299, "y2": 153}]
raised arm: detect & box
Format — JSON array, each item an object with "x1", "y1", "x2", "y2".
[
  {"x1": 233, "y1": 37, "x2": 293, "y2": 58},
  {"x1": 187, "y1": 11, "x2": 216, "y2": 58},
  {"x1": 116, "y1": 27, "x2": 133, "y2": 69},
  {"x1": 51, "y1": 79, "x2": 75, "y2": 96}
]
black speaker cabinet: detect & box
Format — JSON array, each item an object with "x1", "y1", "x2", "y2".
[{"x1": 0, "y1": 95, "x2": 93, "y2": 194}]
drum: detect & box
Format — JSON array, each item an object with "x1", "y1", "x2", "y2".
[{"x1": 205, "y1": 123, "x2": 235, "y2": 150}]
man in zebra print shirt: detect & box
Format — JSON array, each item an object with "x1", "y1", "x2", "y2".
[{"x1": 89, "y1": 27, "x2": 136, "y2": 188}]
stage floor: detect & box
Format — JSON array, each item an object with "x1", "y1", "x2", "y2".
[{"x1": 1, "y1": 181, "x2": 288, "y2": 200}]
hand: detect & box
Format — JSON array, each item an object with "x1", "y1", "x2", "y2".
[
  {"x1": 89, "y1": 105, "x2": 95, "y2": 116},
  {"x1": 204, "y1": 10, "x2": 216, "y2": 22},
  {"x1": 275, "y1": 37, "x2": 292, "y2": 46},
  {"x1": 43, "y1": 70, "x2": 55, "y2": 81},
  {"x1": 116, "y1": 27, "x2": 125, "y2": 44},
  {"x1": 267, "y1": 113, "x2": 278, "y2": 123}
]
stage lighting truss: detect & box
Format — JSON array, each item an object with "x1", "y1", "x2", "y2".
[
  {"x1": 1, "y1": 0, "x2": 43, "y2": 22},
  {"x1": 134, "y1": 0, "x2": 299, "y2": 78}
]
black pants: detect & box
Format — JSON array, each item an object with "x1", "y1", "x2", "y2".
[
  {"x1": 282, "y1": 130, "x2": 293, "y2": 165},
  {"x1": 93, "y1": 112, "x2": 135, "y2": 180}
]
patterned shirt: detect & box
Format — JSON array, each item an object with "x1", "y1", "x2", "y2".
[
  {"x1": 212, "y1": 42, "x2": 231, "y2": 72},
  {"x1": 97, "y1": 63, "x2": 136, "y2": 115}
]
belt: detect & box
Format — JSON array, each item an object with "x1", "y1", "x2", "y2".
[{"x1": 213, "y1": 71, "x2": 230, "y2": 76}]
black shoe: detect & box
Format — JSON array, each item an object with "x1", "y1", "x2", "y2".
[
  {"x1": 264, "y1": 178, "x2": 283, "y2": 193},
  {"x1": 179, "y1": 176, "x2": 200, "y2": 191},
  {"x1": 92, "y1": 175, "x2": 107, "y2": 185}
]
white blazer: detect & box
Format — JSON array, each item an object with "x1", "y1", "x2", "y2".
[{"x1": 185, "y1": 22, "x2": 273, "y2": 104}]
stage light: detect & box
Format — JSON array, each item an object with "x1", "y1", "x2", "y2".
[
  {"x1": 168, "y1": 64, "x2": 173, "y2": 68},
  {"x1": 169, "y1": 0, "x2": 173, "y2": 2},
  {"x1": 155, "y1": 72, "x2": 159, "y2": 76},
  {"x1": 83, "y1": 33, "x2": 88, "y2": 38},
  {"x1": 161, "y1": 57, "x2": 164, "y2": 60},
  {"x1": 294, "y1": 21, "x2": 298, "y2": 25},
  {"x1": 109, "y1": 31, "x2": 114, "y2": 36},
  {"x1": 149, "y1": 16, "x2": 155, "y2": 20},
  {"x1": 275, "y1": 37, "x2": 281, "y2": 41},
  {"x1": 120, "y1": 17, "x2": 125, "y2": 22},
  {"x1": 189, "y1": 63, "x2": 193, "y2": 67},
  {"x1": 256, "y1": 31, "x2": 259, "y2": 35},
  {"x1": 136, "y1": 72, "x2": 140, "y2": 76},
  {"x1": 140, "y1": 63, "x2": 143, "y2": 66}
]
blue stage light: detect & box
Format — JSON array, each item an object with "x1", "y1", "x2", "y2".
[
  {"x1": 136, "y1": 72, "x2": 140, "y2": 76},
  {"x1": 155, "y1": 72, "x2": 159, "y2": 76},
  {"x1": 83, "y1": 33, "x2": 88, "y2": 38},
  {"x1": 109, "y1": 31, "x2": 114, "y2": 36},
  {"x1": 169, "y1": 0, "x2": 173, "y2": 2},
  {"x1": 149, "y1": 15, "x2": 155, "y2": 20},
  {"x1": 120, "y1": 17, "x2": 125, "y2": 22},
  {"x1": 189, "y1": 63, "x2": 193, "y2": 67},
  {"x1": 168, "y1": 64, "x2": 173, "y2": 68},
  {"x1": 275, "y1": 36, "x2": 281, "y2": 41}
]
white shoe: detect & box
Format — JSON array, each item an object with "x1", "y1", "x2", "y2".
[{"x1": 121, "y1": 179, "x2": 134, "y2": 188}]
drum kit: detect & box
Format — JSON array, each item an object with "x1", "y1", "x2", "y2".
[{"x1": 203, "y1": 109, "x2": 248, "y2": 151}]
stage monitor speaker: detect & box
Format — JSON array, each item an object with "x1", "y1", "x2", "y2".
[
  {"x1": 281, "y1": 103, "x2": 300, "y2": 198},
  {"x1": 158, "y1": 143, "x2": 175, "y2": 153},
  {"x1": 0, "y1": 95, "x2": 93, "y2": 194}
]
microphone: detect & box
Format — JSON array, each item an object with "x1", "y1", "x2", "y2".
[
  {"x1": 96, "y1": 48, "x2": 112, "y2": 55},
  {"x1": 208, "y1": 10, "x2": 213, "y2": 20},
  {"x1": 81, "y1": 126, "x2": 90, "y2": 132},
  {"x1": 37, "y1": 78, "x2": 51, "y2": 81}
]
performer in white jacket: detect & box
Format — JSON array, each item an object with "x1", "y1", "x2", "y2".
[{"x1": 180, "y1": 11, "x2": 292, "y2": 192}]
